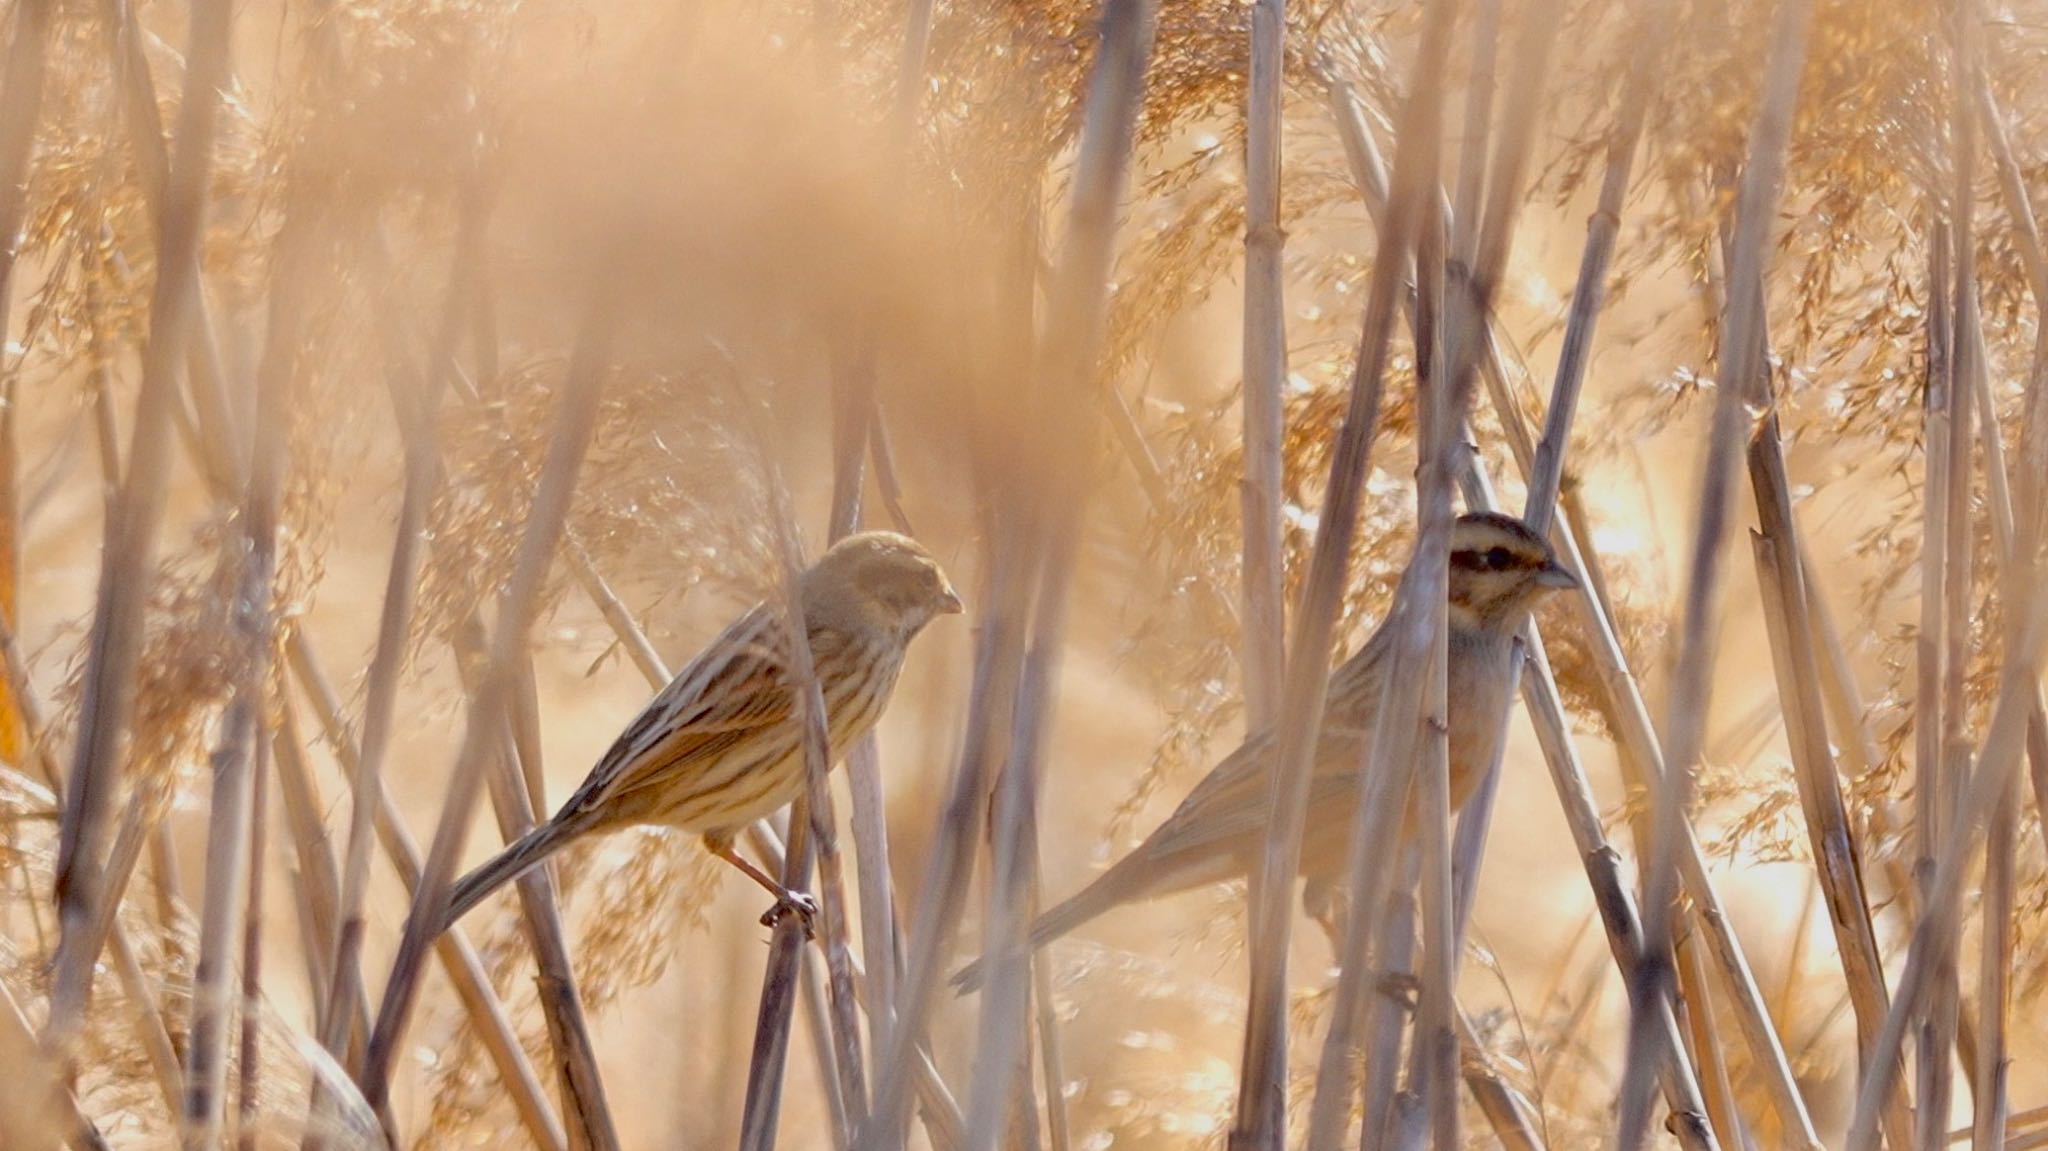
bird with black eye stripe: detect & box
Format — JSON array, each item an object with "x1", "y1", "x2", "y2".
[{"x1": 953, "y1": 511, "x2": 1576, "y2": 991}]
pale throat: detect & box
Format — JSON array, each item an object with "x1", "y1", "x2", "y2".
[{"x1": 1447, "y1": 600, "x2": 1485, "y2": 635}]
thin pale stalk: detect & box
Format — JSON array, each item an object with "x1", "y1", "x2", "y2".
[
  {"x1": 1916, "y1": 190, "x2": 1960, "y2": 1151},
  {"x1": 84, "y1": 788, "x2": 166, "y2": 973},
  {"x1": 1618, "y1": 0, "x2": 1813, "y2": 1142},
  {"x1": 831, "y1": 0, "x2": 935, "y2": 1062},
  {"x1": 1514, "y1": 628, "x2": 1716, "y2": 1147},
  {"x1": 864, "y1": 0, "x2": 1158, "y2": 1140},
  {"x1": 315, "y1": 443, "x2": 428, "y2": 1062},
  {"x1": 740, "y1": 792, "x2": 817, "y2": 1151},
  {"x1": 966, "y1": 0, "x2": 1159, "y2": 1124},
  {"x1": 740, "y1": 429, "x2": 870, "y2": 1144},
  {"x1": 801, "y1": 938, "x2": 855, "y2": 1150},
  {"x1": 1748, "y1": 524, "x2": 1909, "y2": 1145},
  {"x1": 187, "y1": 23, "x2": 319, "y2": 1134},
  {"x1": 1974, "y1": 777, "x2": 2015, "y2": 1150},
  {"x1": 1416, "y1": 648, "x2": 1456, "y2": 1150},
  {"x1": 482, "y1": 716, "x2": 620, "y2": 1151},
  {"x1": 1238, "y1": 0, "x2": 1287, "y2": 736},
  {"x1": 844, "y1": 732, "x2": 893, "y2": 1062},
  {"x1": 1409, "y1": 130, "x2": 1457, "y2": 1151},
  {"x1": 1029, "y1": 906, "x2": 1070, "y2": 1151},
  {"x1": 1449, "y1": 0, "x2": 1501, "y2": 269},
  {"x1": 747, "y1": 823, "x2": 968, "y2": 1151},
  {"x1": 181, "y1": 428, "x2": 268, "y2": 1151},
  {"x1": 964, "y1": 534, "x2": 1078, "y2": 1151},
  {"x1": 1308, "y1": 4, "x2": 1564, "y2": 1142},
  {"x1": 1674, "y1": 932, "x2": 1744, "y2": 1150},
  {"x1": 1357, "y1": 852, "x2": 1419, "y2": 1148},
  {"x1": 101, "y1": 0, "x2": 245, "y2": 494},
  {"x1": 1523, "y1": 0, "x2": 1670, "y2": 530},
  {"x1": 1966, "y1": 231, "x2": 2031, "y2": 1151},
  {"x1": 360, "y1": 279, "x2": 616, "y2": 1120},
  {"x1": 109, "y1": 920, "x2": 184, "y2": 1116},
  {"x1": 563, "y1": 537, "x2": 671, "y2": 682},
  {"x1": 236, "y1": 732, "x2": 269, "y2": 1151},
  {"x1": 1924, "y1": 16, "x2": 1985, "y2": 1131},
  {"x1": 46, "y1": 0, "x2": 232, "y2": 1055},
  {"x1": 320, "y1": 185, "x2": 480, "y2": 1079},
  {"x1": 0, "y1": 0, "x2": 55, "y2": 362},
  {"x1": 1278, "y1": 11, "x2": 1461, "y2": 1148},
  {"x1": 283, "y1": 635, "x2": 567, "y2": 1151},
  {"x1": 268, "y1": 716, "x2": 341, "y2": 1031},
  {"x1": 1737, "y1": 291, "x2": 1909, "y2": 1142},
  {"x1": 1845, "y1": 588, "x2": 2048, "y2": 1151}
]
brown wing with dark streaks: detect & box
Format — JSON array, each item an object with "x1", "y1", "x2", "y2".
[
  {"x1": 553, "y1": 604, "x2": 798, "y2": 830},
  {"x1": 1136, "y1": 626, "x2": 1392, "y2": 863}
]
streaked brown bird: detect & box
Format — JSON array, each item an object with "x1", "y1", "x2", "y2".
[
  {"x1": 954, "y1": 512, "x2": 1575, "y2": 990},
  {"x1": 442, "y1": 530, "x2": 962, "y2": 930}
]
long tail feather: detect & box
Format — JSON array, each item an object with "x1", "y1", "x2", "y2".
[
  {"x1": 949, "y1": 856, "x2": 1159, "y2": 994},
  {"x1": 441, "y1": 823, "x2": 573, "y2": 931}
]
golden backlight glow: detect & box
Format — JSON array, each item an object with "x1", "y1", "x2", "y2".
[{"x1": 0, "y1": 0, "x2": 2042, "y2": 1146}]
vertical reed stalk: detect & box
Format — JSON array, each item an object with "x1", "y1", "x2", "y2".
[
  {"x1": 1845, "y1": 589, "x2": 2048, "y2": 1150},
  {"x1": 739, "y1": 792, "x2": 818, "y2": 1151},
  {"x1": 0, "y1": 0, "x2": 53, "y2": 354},
  {"x1": 360, "y1": 277, "x2": 616, "y2": 1121},
  {"x1": 235, "y1": 733, "x2": 269, "y2": 1151},
  {"x1": 285, "y1": 626, "x2": 568, "y2": 1151},
  {"x1": 738, "y1": 419, "x2": 871, "y2": 1147},
  {"x1": 186, "y1": 79, "x2": 339, "y2": 1142},
  {"x1": 1238, "y1": 0, "x2": 1287, "y2": 740},
  {"x1": 1284, "y1": 0, "x2": 1456, "y2": 1132},
  {"x1": 964, "y1": 2, "x2": 1157, "y2": 1144},
  {"x1": 1330, "y1": 50, "x2": 1800, "y2": 1145},
  {"x1": 1925, "y1": 13, "x2": 1981, "y2": 1143},
  {"x1": 1729, "y1": 252, "x2": 1911, "y2": 1146},
  {"x1": 46, "y1": 0, "x2": 233, "y2": 1055},
  {"x1": 858, "y1": 546, "x2": 1022, "y2": 1151},
  {"x1": 480, "y1": 709, "x2": 621, "y2": 1151},
  {"x1": 320, "y1": 181, "x2": 488, "y2": 1076},
  {"x1": 834, "y1": 0, "x2": 937, "y2": 1065},
  {"x1": 1305, "y1": 7, "x2": 1562, "y2": 1143},
  {"x1": 1617, "y1": 0, "x2": 1812, "y2": 1142}
]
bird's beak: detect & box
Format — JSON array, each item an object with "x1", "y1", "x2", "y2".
[
  {"x1": 1535, "y1": 560, "x2": 1581, "y2": 591},
  {"x1": 937, "y1": 585, "x2": 966, "y2": 614}
]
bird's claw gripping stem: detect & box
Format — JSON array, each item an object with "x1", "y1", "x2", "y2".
[{"x1": 761, "y1": 889, "x2": 820, "y2": 938}]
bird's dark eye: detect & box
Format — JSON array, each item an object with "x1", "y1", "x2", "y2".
[{"x1": 1485, "y1": 547, "x2": 1513, "y2": 570}]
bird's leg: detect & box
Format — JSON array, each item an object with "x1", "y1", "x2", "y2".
[
  {"x1": 704, "y1": 835, "x2": 819, "y2": 938},
  {"x1": 1305, "y1": 874, "x2": 1420, "y2": 1007}
]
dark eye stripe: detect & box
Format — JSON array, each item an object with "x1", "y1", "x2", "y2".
[{"x1": 1453, "y1": 543, "x2": 1541, "y2": 572}]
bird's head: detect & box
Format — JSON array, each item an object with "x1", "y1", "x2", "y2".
[
  {"x1": 1446, "y1": 511, "x2": 1578, "y2": 633},
  {"x1": 803, "y1": 531, "x2": 964, "y2": 638}
]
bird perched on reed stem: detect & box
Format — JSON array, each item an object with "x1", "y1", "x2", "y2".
[
  {"x1": 442, "y1": 531, "x2": 961, "y2": 932},
  {"x1": 953, "y1": 512, "x2": 1575, "y2": 991}
]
